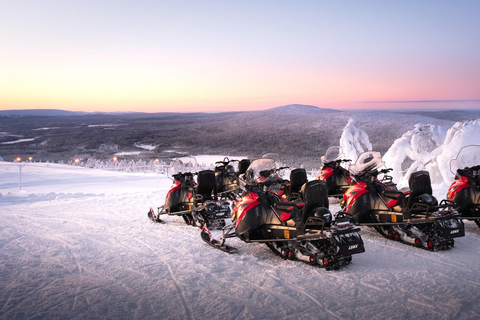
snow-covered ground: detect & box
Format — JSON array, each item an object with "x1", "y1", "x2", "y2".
[{"x1": 2, "y1": 161, "x2": 480, "y2": 320}]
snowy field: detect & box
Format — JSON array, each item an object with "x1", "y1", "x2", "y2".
[{"x1": 2, "y1": 161, "x2": 480, "y2": 320}]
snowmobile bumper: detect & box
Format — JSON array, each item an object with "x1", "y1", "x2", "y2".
[
  {"x1": 434, "y1": 212, "x2": 465, "y2": 239},
  {"x1": 330, "y1": 226, "x2": 365, "y2": 256}
]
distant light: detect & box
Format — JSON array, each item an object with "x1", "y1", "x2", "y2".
[
  {"x1": 112, "y1": 156, "x2": 118, "y2": 162},
  {"x1": 155, "y1": 158, "x2": 160, "y2": 163},
  {"x1": 16, "y1": 157, "x2": 22, "y2": 162},
  {"x1": 28, "y1": 156, "x2": 33, "y2": 162},
  {"x1": 74, "y1": 158, "x2": 80, "y2": 163}
]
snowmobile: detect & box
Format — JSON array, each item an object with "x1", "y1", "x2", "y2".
[
  {"x1": 214, "y1": 157, "x2": 250, "y2": 199},
  {"x1": 201, "y1": 157, "x2": 365, "y2": 270},
  {"x1": 447, "y1": 145, "x2": 480, "y2": 227},
  {"x1": 148, "y1": 157, "x2": 231, "y2": 229},
  {"x1": 342, "y1": 151, "x2": 464, "y2": 250},
  {"x1": 317, "y1": 146, "x2": 352, "y2": 198}
]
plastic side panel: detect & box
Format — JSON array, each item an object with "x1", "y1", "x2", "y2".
[
  {"x1": 448, "y1": 176, "x2": 469, "y2": 200},
  {"x1": 343, "y1": 182, "x2": 369, "y2": 212},
  {"x1": 318, "y1": 167, "x2": 334, "y2": 180}
]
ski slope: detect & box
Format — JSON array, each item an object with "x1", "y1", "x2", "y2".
[{"x1": 1, "y1": 161, "x2": 480, "y2": 320}]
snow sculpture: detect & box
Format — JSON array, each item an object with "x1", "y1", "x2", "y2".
[{"x1": 339, "y1": 118, "x2": 372, "y2": 163}]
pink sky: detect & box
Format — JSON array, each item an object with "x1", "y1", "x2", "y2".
[{"x1": 1, "y1": 1, "x2": 479, "y2": 112}]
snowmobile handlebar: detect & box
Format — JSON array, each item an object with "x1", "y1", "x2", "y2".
[
  {"x1": 215, "y1": 157, "x2": 239, "y2": 165},
  {"x1": 457, "y1": 165, "x2": 480, "y2": 176},
  {"x1": 353, "y1": 168, "x2": 393, "y2": 182},
  {"x1": 246, "y1": 178, "x2": 288, "y2": 190},
  {"x1": 379, "y1": 168, "x2": 393, "y2": 174},
  {"x1": 325, "y1": 159, "x2": 351, "y2": 165}
]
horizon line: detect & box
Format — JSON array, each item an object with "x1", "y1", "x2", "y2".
[{"x1": 361, "y1": 99, "x2": 480, "y2": 104}]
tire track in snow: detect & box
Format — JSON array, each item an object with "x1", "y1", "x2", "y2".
[{"x1": 134, "y1": 238, "x2": 193, "y2": 320}]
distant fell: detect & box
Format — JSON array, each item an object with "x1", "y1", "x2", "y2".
[
  {"x1": 0, "y1": 109, "x2": 88, "y2": 117},
  {"x1": 266, "y1": 104, "x2": 339, "y2": 113}
]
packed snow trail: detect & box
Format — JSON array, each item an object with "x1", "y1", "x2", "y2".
[{"x1": 2, "y1": 163, "x2": 480, "y2": 319}]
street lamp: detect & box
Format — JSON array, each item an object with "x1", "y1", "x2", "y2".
[
  {"x1": 155, "y1": 158, "x2": 160, "y2": 188},
  {"x1": 28, "y1": 156, "x2": 33, "y2": 162},
  {"x1": 112, "y1": 156, "x2": 118, "y2": 171},
  {"x1": 15, "y1": 157, "x2": 25, "y2": 190}
]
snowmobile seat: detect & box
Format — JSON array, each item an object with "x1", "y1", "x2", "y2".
[
  {"x1": 196, "y1": 170, "x2": 217, "y2": 201},
  {"x1": 406, "y1": 171, "x2": 437, "y2": 213},
  {"x1": 300, "y1": 180, "x2": 329, "y2": 224},
  {"x1": 289, "y1": 168, "x2": 308, "y2": 200}
]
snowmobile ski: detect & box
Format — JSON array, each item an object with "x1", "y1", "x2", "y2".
[
  {"x1": 200, "y1": 226, "x2": 238, "y2": 254},
  {"x1": 148, "y1": 207, "x2": 165, "y2": 224}
]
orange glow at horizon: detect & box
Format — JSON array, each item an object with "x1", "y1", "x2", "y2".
[{"x1": 1, "y1": 53, "x2": 479, "y2": 113}]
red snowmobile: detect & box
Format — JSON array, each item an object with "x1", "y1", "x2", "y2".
[
  {"x1": 148, "y1": 157, "x2": 231, "y2": 229},
  {"x1": 447, "y1": 145, "x2": 480, "y2": 227},
  {"x1": 317, "y1": 146, "x2": 353, "y2": 198},
  {"x1": 201, "y1": 157, "x2": 365, "y2": 270},
  {"x1": 342, "y1": 151, "x2": 464, "y2": 250}
]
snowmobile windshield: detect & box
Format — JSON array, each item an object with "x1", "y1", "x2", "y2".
[
  {"x1": 244, "y1": 158, "x2": 279, "y2": 184},
  {"x1": 348, "y1": 151, "x2": 385, "y2": 175},
  {"x1": 450, "y1": 145, "x2": 480, "y2": 174},
  {"x1": 322, "y1": 146, "x2": 344, "y2": 164},
  {"x1": 167, "y1": 157, "x2": 200, "y2": 180}
]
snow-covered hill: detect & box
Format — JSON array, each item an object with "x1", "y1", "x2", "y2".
[{"x1": 2, "y1": 161, "x2": 480, "y2": 320}]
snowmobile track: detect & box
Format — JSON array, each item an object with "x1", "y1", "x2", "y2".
[
  {"x1": 264, "y1": 242, "x2": 351, "y2": 271},
  {"x1": 372, "y1": 225, "x2": 454, "y2": 252}
]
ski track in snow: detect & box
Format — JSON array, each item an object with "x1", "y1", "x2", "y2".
[
  {"x1": 134, "y1": 238, "x2": 193, "y2": 320},
  {"x1": 2, "y1": 163, "x2": 480, "y2": 319}
]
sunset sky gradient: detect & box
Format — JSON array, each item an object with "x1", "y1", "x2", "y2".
[{"x1": 1, "y1": 1, "x2": 479, "y2": 112}]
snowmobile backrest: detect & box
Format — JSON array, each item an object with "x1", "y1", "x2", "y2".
[
  {"x1": 196, "y1": 170, "x2": 216, "y2": 200},
  {"x1": 289, "y1": 168, "x2": 308, "y2": 195},
  {"x1": 300, "y1": 180, "x2": 329, "y2": 222},
  {"x1": 238, "y1": 159, "x2": 251, "y2": 175},
  {"x1": 407, "y1": 171, "x2": 433, "y2": 209}
]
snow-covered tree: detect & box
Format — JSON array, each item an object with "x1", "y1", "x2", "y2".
[
  {"x1": 383, "y1": 124, "x2": 446, "y2": 186},
  {"x1": 339, "y1": 118, "x2": 372, "y2": 162},
  {"x1": 384, "y1": 119, "x2": 480, "y2": 187}
]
